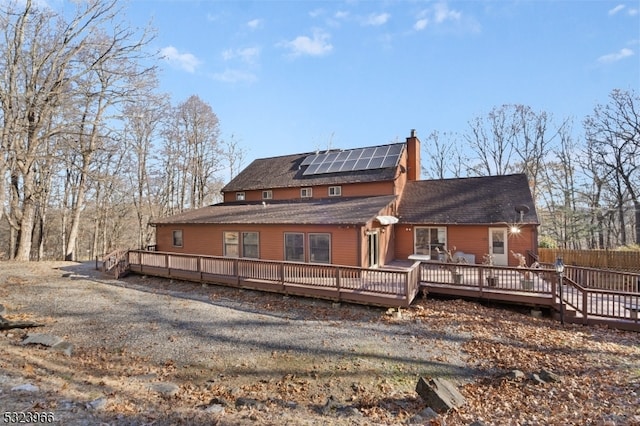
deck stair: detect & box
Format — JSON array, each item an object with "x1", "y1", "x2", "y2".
[{"x1": 101, "y1": 249, "x2": 130, "y2": 279}]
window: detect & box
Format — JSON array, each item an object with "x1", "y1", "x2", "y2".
[
  {"x1": 328, "y1": 186, "x2": 342, "y2": 197},
  {"x1": 224, "y1": 232, "x2": 239, "y2": 257},
  {"x1": 300, "y1": 187, "x2": 312, "y2": 198},
  {"x1": 262, "y1": 190, "x2": 272, "y2": 200},
  {"x1": 242, "y1": 232, "x2": 259, "y2": 258},
  {"x1": 414, "y1": 227, "x2": 446, "y2": 259},
  {"x1": 236, "y1": 192, "x2": 245, "y2": 201},
  {"x1": 172, "y1": 230, "x2": 183, "y2": 247},
  {"x1": 284, "y1": 233, "x2": 304, "y2": 261},
  {"x1": 309, "y1": 233, "x2": 331, "y2": 263}
]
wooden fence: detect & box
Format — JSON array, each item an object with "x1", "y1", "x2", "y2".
[{"x1": 539, "y1": 248, "x2": 640, "y2": 272}]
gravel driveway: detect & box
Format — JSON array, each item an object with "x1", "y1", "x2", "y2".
[{"x1": 0, "y1": 261, "x2": 476, "y2": 425}]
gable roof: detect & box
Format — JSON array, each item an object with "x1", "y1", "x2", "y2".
[
  {"x1": 153, "y1": 195, "x2": 397, "y2": 226},
  {"x1": 398, "y1": 174, "x2": 539, "y2": 225},
  {"x1": 221, "y1": 143, "x2": 405, "y2": 192}
]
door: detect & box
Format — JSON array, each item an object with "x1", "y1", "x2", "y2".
[
  {"x1": 488, "y1": 228, "x2": 508, "y2": 266},
  {"x1": 367, "y1": 231, "x2": 379, "y2": 268}
]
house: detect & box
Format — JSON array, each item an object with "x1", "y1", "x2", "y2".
[{"x1": 152, "y1": 130, "x2": 539, "y2": 267}]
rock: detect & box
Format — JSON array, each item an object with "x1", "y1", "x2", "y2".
[
  {"x1": 87, "y1": 397, "x2": 107, "y2": 410},
  {"x1": 0, "y1": 304, "x2": 5, "y2": 315},
  {"x1": 52, "y1": 341, "x2": 74, "y2": 356},
  {"x1": 531, "y1": 373, "x2": 546, "y2": 385},
  {"x1": 501, "y1": 369, "x2": 525, "y2": 381},
  {"x1": 235, "y1": 397, "x2": 264, "y2": 410},
  {"x1": 11, "y1": 383, "x2": 39, "y2": 392},
  {"x1": 415, "y1": 377, "x2": 466, "y2": 414},
  {"x1": 469, "y1": 421, "x2": 487, "y2": 426},
  {"x1": 539, "y1": 369, "x2": 560, "y2": 383},
  {"x1": 204, "y1": 404, "x2": 225, "y2": 414},
  {"x1": 408, "y1": 406, "x2": 438, "y2": 424},
  {"x1": 148, "y1": 382, "x2": 180, "y2": 397},
  {"x1": 21, "y1": 333, "x2": 64, "y2": 347},
  {"x1": 208, "y1": 396, "x2": 230, "y2": 407},
  {"x1": 321, "y1": 395, "x2": 341, "y2": 414}
]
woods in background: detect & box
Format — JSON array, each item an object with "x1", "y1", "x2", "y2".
[{"x1": 0, "y1": 1, "x2": 637, "y2": 261}]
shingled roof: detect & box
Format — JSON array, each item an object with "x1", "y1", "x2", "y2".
[
  {"x1": 397, "y1": 174, "x2": 539, "y2": 225},
  {"x1": 221, "y1": 143, "x2": 404, "y2": 192},
  {"x1": 153, "y1": 195, "x2": 397, "y2": 226}
]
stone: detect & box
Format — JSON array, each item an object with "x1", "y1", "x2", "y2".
[
  {"x1": 21, "y1": 333, "x2": 64, "y2": 348},
  {"x1": 408, "y1": 406, "x2": 439, "y2": 424},
  {"x1": 539, "y1": 369, "x2": 560, "y2": 383},
  {"x1": 204, "y1": 404, "x2": 225, "y2": 414},
  {"x1": 148, "y1": 382, "x2": 180, "y2": 397},
  {"x1": 531, "y1": 373, "x2": 546, "y2": 385},
  {"x1": 11, "y1": 383, "x2": 39, "y2": 392},
  {"x1": 235, "y1": 397, "x2": 264, "y2": 410},
  {"x1": 502, "y1": 370, "x2": 525, "y2": 381},
  {"x1": 87, "y1": 397, "x2": 107, "y2": 410},
  {"x1": 415, "y1": 377, "x2": 466, "y2": 413},
  {"x1": 0, "y1": 304, "x2": 5, "y2": 315},
  {"x1": 208, "y1": 396, "x2": 230, "y2": 407},
  {"x1": 52, "y1": 341, "x2": 74, "y2": 356}
]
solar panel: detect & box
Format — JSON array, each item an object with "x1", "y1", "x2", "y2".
[{"x1": 301, "y1": 143, "x2": 404, "y2": 176}]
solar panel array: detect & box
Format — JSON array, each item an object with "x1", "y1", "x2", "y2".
[{"x1": 301, "y1": 144, "x2": 404, "y2": 176}]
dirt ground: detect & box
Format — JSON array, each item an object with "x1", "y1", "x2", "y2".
[{"x1": 1, "y1": 261, "x2": 639, "y2": 425}]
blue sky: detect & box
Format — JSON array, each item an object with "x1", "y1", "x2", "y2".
[{"x1": 125, "y1": 0, "x2": 639, "y2": 166}]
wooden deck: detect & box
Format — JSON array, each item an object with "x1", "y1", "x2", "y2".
[
  {"x1": 418, "y1": 261, "x2": 640, "y2": 332},
  {"x1": 126, "y1": 250, "x2": 420, "y2": 308},
  {"x1": 118, "y1": 250, "x2": 639, "y2": 331}
]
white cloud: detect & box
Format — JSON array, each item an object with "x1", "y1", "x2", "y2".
[
  {"x1": 414, "y1": 18, "x2": 428, "y2": 31},
  {"x1": 160, "y1": 46, "x2": 201, "y2": 73},
  {"x1": 211, "y1": 69, "x2": 257, "y2": 83},
  {"x1": 608, "y1": 4, "x2": 625, "y2": 15},
  {"x1": 433, "y1": 2, "x2": 461, "y2": 23},
  {"x1": 222, "y1": 47, "x2": 260, "y2": 64},
  {"x1": 247, "y1": 18, "x2": 263, "y2": 29},
  {"x1": 363, "y1": 12, "x2": 390, "y2": 26},
  {"x1": 598, "y1": 47, "x2": 634, "y2": 63},
  {"x1": 335, "y1": 11, "x2": 349, "y2": 20},
  {"x1": 608, "y1": 4, "x2": 638, "y2": 16},
  {"x1": 280, "y1": 30, "x2": 333, "y2": 57}
]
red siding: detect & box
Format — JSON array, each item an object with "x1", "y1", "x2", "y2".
[
  {"x1": 223, "y1": 181, "x2": 397, "y2": 203},
  {"x1": 156, "y1": 223, "x2": 360, "y2": 266},
  {"x1": 394, "y1": 224, "x2": 538, "y2": 266}
]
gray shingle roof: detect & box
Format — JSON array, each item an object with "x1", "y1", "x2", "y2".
[
  {"x1": 221, "y1": 143, "x2": 404, "y2": 192},
  {"x1": 153, "y1": 195, "x2": 397, "y2": 226},
  {"x1": 397, "y1": 174, "x2": 539, "y2": 225}
]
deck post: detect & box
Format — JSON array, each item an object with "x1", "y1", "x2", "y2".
[
  {"x1": 336, "y1": 267, "x2": 341, "y2": 297},
  {"x1": 582, "y1": 289, "x2": 588, "y2": 324},
  {"x1": 478, "y1": 267, "x2": 484, "y2": 295}
]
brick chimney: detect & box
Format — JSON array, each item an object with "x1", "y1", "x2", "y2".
[{"x1": 406, "y1": 129, "x2": 421, "y2": 181}]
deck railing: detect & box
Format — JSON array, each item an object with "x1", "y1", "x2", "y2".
[
  {"x1": 126, "y1": 250, "x2": 421, "y2": 307},
  {"x1": 420, "y1": 260, "x2": 639, "y2": 329}
]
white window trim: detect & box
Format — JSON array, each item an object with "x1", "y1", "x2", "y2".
[
  {"x1": 236, "y1": 192, "x2": 245, "y2": 201},
  {"x1": 301, "y1": 187, "x2": 312, "y2": 198},
  {"x1": 262, "y1": 190, "x2": 273, "y2": 200},
  {"x1": 328, "y1": 186, "x2": 342, "y2": 197},
  {"x1": 414, "y1": 226, "x2": 447, "y2": 259}
]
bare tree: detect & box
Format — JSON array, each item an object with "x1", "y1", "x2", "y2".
[
  {"x1": 421, "y1": 131, "x2": 467, "y2": 179},
  {"x1": 160, "y1": 95, "x2": 221, "y2": 213},
  {"x1": 584, "y1": 89, "x2": 640, "y2": 245},
  {"x1": 0, "y1": 0, "x2": 154, "y2": 260},
  {"x1": 465, "y1": 106, "x2": 519, "y2": 176}
]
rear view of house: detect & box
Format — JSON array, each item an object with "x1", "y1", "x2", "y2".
[{"x1": 152, "y1": 130, "x2": 539, "y2": 267}]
